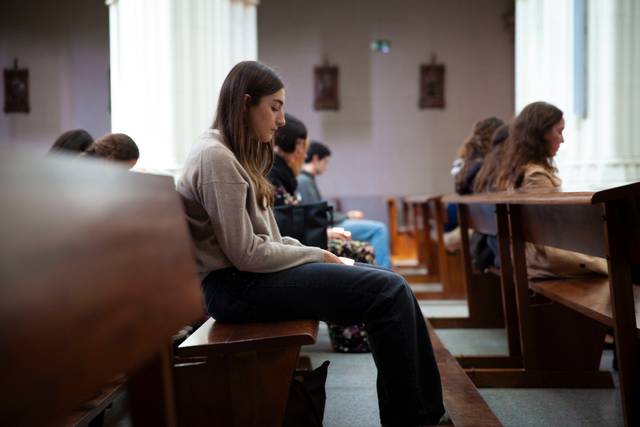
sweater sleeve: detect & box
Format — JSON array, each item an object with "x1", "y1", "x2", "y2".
[
  {"x1": 201, "y1": 180, "x2": 324, "y2": 272},
  {"x1": 282, "y1": 236, "x2": 304, "y2": 246}
]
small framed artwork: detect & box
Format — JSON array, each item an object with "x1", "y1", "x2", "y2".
[
  {"x1": 314, "y1": 65, "x2": 339, "y2": 111},
  {"x1": 419, "y1": 63, "x2": 445, "y2": 109},
  {"x1": 4, "y1": 60, "x2": 30, "y2": 114}
]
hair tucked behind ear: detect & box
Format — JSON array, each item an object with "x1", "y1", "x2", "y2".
[
  {"x1": 473, "y1": 124, "x2": 509, "y2": 193},
  {"x1": 213, "y1": 61, "x2": 284, "y2": 209}
]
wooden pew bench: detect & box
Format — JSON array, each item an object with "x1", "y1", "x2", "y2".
[
  {"x1": 389, "y1": 195, "x2": 466, "y2": 300},
  {"x1": 0, "y1": 149, "x2": 203, "y2": 426},
  {"x1": 447, "y1": 183, "x2": 640, "y2": 425},
  {"x1": 444, "y1": 191, "x2": 616, "y2": 388},
  {"x1": 430, "y1": 199, "x2": 507, "y2": 329},
  {"x1": 427, "y1": 321, "x2": 503, "y2": 427},
  {"x1": 503, "y1": 184, "x2": 640, "y2": 426},
  {"x1": 173, "y1": 317, "x2": 319, "y2": 427},
  {"x1": 387, "y1": 196, "x2": 419, "y2": 267},
  {"x1": 432, "y1": 200, "x2": 521, "y2": 369}
]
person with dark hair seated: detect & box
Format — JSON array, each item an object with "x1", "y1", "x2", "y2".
[
  {"x1": 49, "y1": 129, "x2": 94, "y2": 154},
  {"x1": 83, "y1": 133, "x2": 140, "y2": 169},
  {"x1": 298, "y1": 141, "x2": 392, "y2": 269},
  {"x1": 268, "y1": 114, "x2": 377, "y2": 353}
]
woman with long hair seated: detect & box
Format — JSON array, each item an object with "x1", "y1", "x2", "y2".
[
  {"x1": 176, "y1": 61, "x2": 445, "y2": 426},
  {"x1": 492, "y1": 101, "x2": 607, "y2": 279}
]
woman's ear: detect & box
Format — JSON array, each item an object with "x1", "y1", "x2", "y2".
[{"x1": 243, "y1": 94, "x2": 251, "y2": 112}]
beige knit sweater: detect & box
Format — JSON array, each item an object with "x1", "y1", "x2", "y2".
[{"x1": 177, "y1": 129, "x2": 325, "y2": 280}]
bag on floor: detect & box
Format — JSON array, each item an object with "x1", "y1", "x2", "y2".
[
  {"x1": 327, "y1": 323, "x2": 370, "y2": 353},
  {"x1": 283, "y1": 360, "x2": 330, "y2": 427}
]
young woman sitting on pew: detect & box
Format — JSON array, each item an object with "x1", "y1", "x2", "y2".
[
  {"x1": 492, "y1": 101, "x2": 608, "y2": 279},
  {"x1": 176, "y1": 60, "x2": 446, "y2": 426}
]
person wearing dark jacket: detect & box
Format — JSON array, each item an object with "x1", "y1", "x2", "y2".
[{"x1": 298, "y1": 141, "x2": 392, "y2": 269}]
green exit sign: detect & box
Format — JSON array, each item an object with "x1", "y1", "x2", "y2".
[{"x1": 371, "y1": 39, "x2": 391, "y2": 53}]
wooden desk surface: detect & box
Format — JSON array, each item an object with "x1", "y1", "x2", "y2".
[
  {"x1": 0, "y1": 149, "x2": 203, "y2": 425},
  {"x1": 443, "y1": 181, "x2": 640, "y2": 206},
  {"x1": 403, "y1": 194, "x2": 442, "y2": 204}
]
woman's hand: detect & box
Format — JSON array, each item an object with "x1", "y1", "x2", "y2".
[
  {"x1": 347, "y1": 210, "x2": 364, "y2": 220},
  {"x1": 323, "y1": 250, "x2": 344, "y2": 264},
  {"x1": 327, "y1": 227, "x2": 352, "y2": 241}
]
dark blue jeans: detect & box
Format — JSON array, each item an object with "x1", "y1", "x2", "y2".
[{"x1": 202, "y1": 262, "x2": 445, "y2": 426}]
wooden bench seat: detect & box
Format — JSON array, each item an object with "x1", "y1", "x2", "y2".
[
  {"x1": 177, "y1": 317, "x2": 318, "y2": 355},
  {"x1": 173, "y1": 317, "x2": 319, "y2": 427},
  {"x1": 428, "y1": 322, "x2": 503, "y2": 427},
  {"x1": 531, "y1": 277, "x2": 640, "y2": 335},
  {"x1": 65, "y1": 380, "x2": 126, "y2": 426}
]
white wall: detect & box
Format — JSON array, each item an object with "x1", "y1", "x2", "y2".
[
  {"x1": 258, "y1": 0, "x2": 515, "y2": 197},
  {"x1": 0, "y1": 0, "x2": 110, "y2": 151}
]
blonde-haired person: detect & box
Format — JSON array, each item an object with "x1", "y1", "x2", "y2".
[
  {"x1": 493, "y1": 101, "x2": 607, "y2": 279},
  {"x1": 176, "y1": 61, "x2": 445, "y2": 426}
]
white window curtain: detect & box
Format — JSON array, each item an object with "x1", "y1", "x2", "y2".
[
  {"x1": 515, "y1": 0, "x2": 640, "y2": 185},
  {"x1": 107, "y1": 0, "x2": 259, "y2": 174}
]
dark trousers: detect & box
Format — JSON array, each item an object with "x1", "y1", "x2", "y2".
[{"x1": 202, "y1": 262, "x2": 445, "y2": 426}]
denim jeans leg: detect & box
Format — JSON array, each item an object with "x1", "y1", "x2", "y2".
[{"x1": 202, "y1": 262, "x2": 444, "y2": 426}]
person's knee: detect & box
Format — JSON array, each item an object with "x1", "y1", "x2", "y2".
[
  {"x1": 367, "y1": 271, "x2": 413, "y2": 321},
  {"x1": 379, "y1": 271, "x2": 412, "y2": 302},
  {"x1": 371, "y1": 221, "x2": 388, "y2": 237}
]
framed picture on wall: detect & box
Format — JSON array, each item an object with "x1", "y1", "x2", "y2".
[
  {"x1": 314, "y1": 65, "x2": 339, "y2": 111},
  {"x1": 4, "y1": 60, "x2": 30, "y2": 114},
  {"x1": 419, "y1": 63, "x2": 445, "y2": 109}
]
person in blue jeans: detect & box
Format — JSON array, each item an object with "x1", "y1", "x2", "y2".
[
  {"x1": 297, "y1": 141, "x2": 392, "y2": 269},
  {"x1": 176, "y1": 60, "x2": 445, "y2": 426}
]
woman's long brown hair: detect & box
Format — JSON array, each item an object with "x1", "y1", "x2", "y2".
[
  {"x1": 454, "y1": 117, "x2": 504, "y2": 192},
  {"x1": 473, "y1": 124, "x2": 509, "y2": 193},
  {"x1": 213, "y1": 61, "x2": 283, "y2": 208},
  {"x1": 493, "y1": 101, "x2": 563, "y2": 190}
]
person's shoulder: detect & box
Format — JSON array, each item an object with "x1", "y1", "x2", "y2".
[
  {"x1": 298, "y1": 171, "x2": 313, "y2": 183},
  {"x1": 522, "y1": 163, "x2": 560, "y2": 190},
  {"x1": 194, "y1": 130, "x2": 247, "y2": 184}
]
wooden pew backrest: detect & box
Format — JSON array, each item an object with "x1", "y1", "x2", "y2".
[{"x1": 0, "y1": 149, "x2": 203, "y2": 425}]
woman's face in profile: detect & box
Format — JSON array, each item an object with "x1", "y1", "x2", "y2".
[
  {"x1": 248, "y1": 88, "x2": 286, "y2": 143},
  {"x1": 544, "y1": 118, "x2": 565, "y2": 157}
]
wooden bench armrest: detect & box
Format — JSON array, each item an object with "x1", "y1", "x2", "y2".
[{"x1": 176, "y1": 318, "x2": 319, "y2": 357}]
